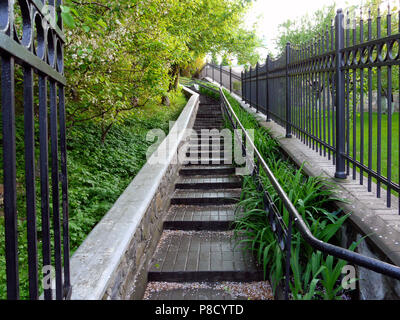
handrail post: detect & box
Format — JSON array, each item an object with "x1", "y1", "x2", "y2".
[
  {"x1": 266, "y1": 56, "x2": 271, "y2": 122},
  {"x1": 256, "y1": 62, "x2": 259, "y2": 113},
  {"x1": 286, "y1": 42, "x2": 292, "y2": 138},
  {"x1": 335, "y1": 9, "x2": 347, "y2": 179},
  {"x1": 230, "y1": 67, "x2": 232, "y2": 93}
]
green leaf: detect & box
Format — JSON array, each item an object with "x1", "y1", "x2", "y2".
[{"x1": 61, "y1": 12, "x2": 75, "y2": 28}]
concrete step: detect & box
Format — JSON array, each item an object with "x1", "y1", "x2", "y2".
[
  {"x1": 189, "y1": 137, "x2": 226, "y2": 142},
  {"x1": 183, "y1": 158, "x2": 233, "y2": 165},
  {"x1": 187, "y1": 144, "x2": 227, "y2": 150},
  {"x1": 193, "y1": 123, "x2": 223, "y2": 128},
  {"x1": 196, "y1": 113, "x2": 222, "y2": 120},
  {"x1": 189, "y1": 139, "x2": 226, "y2": 144},
  {"x1": 179, "y1": 165, "x2": 236, "y2": 176},
  {"x1": 148, "y1": 231, "x2": 263, "y2": 282},
  {"x1": 185, "y1": 151, "x2": 231, "y2": 158},
  {"x1": 175, "y1": 176, "x2": 242, "y2": 190},
  {"x1": 195, "y1": 115, "x2": 222, "y2": 119},
  {"x1": 193, "y1": 124, "x2": 223, "y2": 127},
  {"x1": 164, "y1": 205, "x2": 236, "y2": 231},
  {"x1": 171, "y1": 189, "x2": 241, "y2": 206},
  {"x1": 199, "y1": 96, "x2": 218, "y2": 104},
  {"x1": 194, "y1": 118, "x2": 223, "y2": 122}
]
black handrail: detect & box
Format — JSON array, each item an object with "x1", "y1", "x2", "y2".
[{"x1": 218, "y1": 87, "x2": 400, "y2": 282}]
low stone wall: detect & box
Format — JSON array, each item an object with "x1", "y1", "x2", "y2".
[
  {"x1": 208, "y1": 78, "x2": 400, "y2": 300},
  {"x1": 69, "y1": 87, "x2": 199, "y2": 300}
]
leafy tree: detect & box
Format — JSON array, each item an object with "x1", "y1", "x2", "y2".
[
  {"x1": 274, "y1": 4, "x2": 335, "y2": 54},
  {"x1": 62, "y1": 0, "x2": 261, "y2": 141}
]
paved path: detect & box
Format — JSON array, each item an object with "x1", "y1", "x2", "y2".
[{"x1": 144, "y1": 94, "x2": 272, "y2": 300}]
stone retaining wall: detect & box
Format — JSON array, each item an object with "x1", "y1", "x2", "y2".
[{"x1": 69, "y1": 87, "x2": 199, "y2": 300}]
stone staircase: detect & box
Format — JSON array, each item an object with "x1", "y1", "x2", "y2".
[{"x1": 143, "y1": 94, "x2": 270, "y2": 300}]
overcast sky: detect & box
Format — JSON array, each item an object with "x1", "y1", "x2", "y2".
[{"x1": 244, "y1": 0, "x2": 392, "y2": 57}]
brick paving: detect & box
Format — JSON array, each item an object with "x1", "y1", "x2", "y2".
[{"x1": 145, "y1": 95, "x2": 272, "y2": 300}]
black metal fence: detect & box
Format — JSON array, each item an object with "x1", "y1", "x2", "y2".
[
  {"x1": 218, "y1": 85, "x2": 400, "y2": 300},
  {"x1": 203, "y1": 63, "x2": 242, "y2": 96},
  {"x1": 207, "y1": 7, "x2": 400, "y2": 215},
  {"x1": 1, "y1": 0, "x2": 70, "y2": 299}
]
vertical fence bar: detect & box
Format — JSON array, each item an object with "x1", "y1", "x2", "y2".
[
  {"x1": 311, "y1": 41, "x2": 315, "y2": 151},
  {"x1": 39, "y1": 74, "x2": 52, "y2": 300},
  {"x1": 249, "y1": 66, "x2": 252, "y2": 107},
  {"x1": 359, "y1": 11, "x2": 365, "y2": 186},
  {"x1": 386, "y1": 8, "x2": 392, "y2": 207},
  {"x1": 327, "y1": 32, "x2": 332, "y2": 160},
  {"x1": 286, "y1": 42, "x2": 292, "y2": 138},
  {"x1": 367, "y1": 10, "x2": 373, "y2": 190},
  {"x1": 352, "y1": 16, "x2": 357, "y2": 179},
  {"x1": 266, "y1": 56, "x2": 271, "y2": 122},
  {"x1": 345, "y1": 14, "x2": 350, "y2": 171},
  {"x1": 244, "y1": 69, "x2": 246, "y2": 103},
  {"x1": 2, "y1": 55, "x2": 19, "y2": 300},
  {"x1": 58, "y1": 84, "x2": 71, "y2": 297},
  {"x1": 220, "y1": 64, "x2": 222, "y2": 86},
  {"x1": 49, "y1": 80, "x2": 63, "y2": 300},
  {"x1": 230, "y1": 67, "x2": 232, "y2": 93},
  {"x1": 256, "y1": 62, "x2": 259, "y2": 113},
  {"x1": 377, "y1": 9, "x2": 382, "y2": 197},
  {"x1": 322, "y1": 31, "x2": 327, "y2": 157},
  {"x1": 331, "y1": 21, "x2": 336, "y2": 166},
  {"x1": 23, "y1": 65, "x2": 38, "y2": 300},
  {"x1": 241, "y1": 71, "x2": 244, "y2": 100},
  {"x1": 318, "y1": 36, "x2": 323, "y2": 156},
  {"x1": 334, "y1": 9, "x2": 346, "y2": 179}
]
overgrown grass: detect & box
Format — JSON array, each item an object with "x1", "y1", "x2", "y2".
[{"x1": 0, "y1": 89, "x2": 187, "y2": 299}]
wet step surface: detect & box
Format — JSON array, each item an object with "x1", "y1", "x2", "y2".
[
  {"x1": 179, "y1": 165, "x2": 236, "y2": 176},
  {"x1": 144, "y1": 95, "x2": 272, "y2": 300},
  {"x1": 148, "y1": 231, "x2": 262, "y2": 282},
  {"x1": 171, "y1": 189, "x2": 241, "y2": 205},
  {"x1": 175, "y1": 176, "x2": 242, "y2": 190},
  {"x1": 166, "y1": 205, "x2": 236, "y2": 223}
]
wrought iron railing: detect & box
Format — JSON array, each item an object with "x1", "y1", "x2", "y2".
[
  {"x1": 202, "y1": 63, "x2": 242, "y2": 96},
  {"x1": 218, "y1": 85, "x2": 400, "y2": 300},
  {"x1": 0, "y1": 0, "x2": 70, "y2": 300},
  {"x1": 207, "y1": 7, "x2": 400, "y2": 215}
]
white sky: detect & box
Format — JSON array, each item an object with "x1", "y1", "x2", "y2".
[{"x1": 244, "y1": 0, "x2": 390, "y2": 57}]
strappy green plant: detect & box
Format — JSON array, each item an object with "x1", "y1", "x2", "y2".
[{"x1": 199, "y1": 83, "x2": 361, "y2": 300}]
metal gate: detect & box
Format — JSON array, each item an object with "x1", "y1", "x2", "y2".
[{"x1": 1, "y1": 0, "x2": 70, "y2": 300}]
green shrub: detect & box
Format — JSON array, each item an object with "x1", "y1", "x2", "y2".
[{"x1": 0, "y1": 90, "x2": 187, "y2": 299}]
